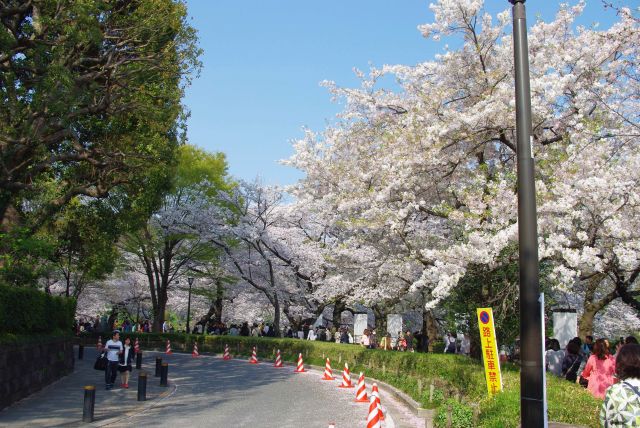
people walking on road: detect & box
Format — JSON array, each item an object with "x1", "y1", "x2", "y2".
[
  {"x1": 104, "y1": 330, "x2": 123, "y2": 390},
  {"x1": 600, "y1": 344, "x2": 640, "y2": 425},
  {"x1": 118, "y1": 337, "x2": 134, "y2": 388},
  {"x1": 580, "y1": 338, "x2": 616, "y2": 399}
]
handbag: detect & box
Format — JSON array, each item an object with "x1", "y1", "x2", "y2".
[
  {"x1": 564, "y1": 355, "x2": 582, "y2": 382},
  {"x1": 94, "y1": 352, "x2": 108, "y2": 371},
  {"x1": 578, "y1": 375, "x2": 588, "y2": 388}
]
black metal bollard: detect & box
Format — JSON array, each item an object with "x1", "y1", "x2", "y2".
[
  {"x1": 78, "y1": 345, "x2": 84, "y2": 360},
  {"x1": 155, "y1": 357, "x2": 162, "y2": 377},
  {"x1": 160, "y1": 363, "x2": 168, "y2": 387},
  {"x1": 136, "y1": 351, "x2": 142, "y2": 369},
  {"x1": 137, "y1": 372, "x2": 147, "y2": 401},
  {"x1": 82, "y1": 386, "x2": 95, "y2": 422}
]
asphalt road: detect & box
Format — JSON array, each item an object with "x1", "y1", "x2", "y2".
[{"x1": 0, "y1": 347, "x2": 421, "y2": 428}]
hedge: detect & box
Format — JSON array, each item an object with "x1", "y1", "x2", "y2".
[
  {"x1": 79, "y1": 332, "x2": 601, "y2": 427},
  {"x1": 0, "y1": 284, "x2": 76, "y2": 335}
]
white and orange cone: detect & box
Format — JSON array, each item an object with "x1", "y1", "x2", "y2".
[
  {"x1": 337, "y1": 362, "x2": 354, "y2": 388},
  {"x1": 223, "y1": 344, "x2": 231, "y2": 360},
  {"x1": 371, "y1": 383, "x2": 385, "y2": 421},
  {"x1": 134, "y1": 338, "x2": 140, "y2": 353},
  {"x1": 366, "y1": 395, "x2": 382, "y2": 428},
  {"x1": 165, "y1": 339, "x2": 172, "y2": 355},
  {"x1": 97, "y1": 336, "x2": 103, "y2": 351},
  {"x1": 355, "y1": 372, "x2": 368, "y2": 403},
  {"x1": 294, "y1": 353, "x2": 306, "y2": 373},
  {"x1": 274, "y1": 349, "x2": 283, "y2": 367},
  {"x1": 192, "y1": 342, "x2": 199, "y2": 358},
  {"x1": 249, "y1": 346, "x2": 258, "y2": 364},
  {"x1": 321, "y1": 358, "x2": 334, "y2": 380}
]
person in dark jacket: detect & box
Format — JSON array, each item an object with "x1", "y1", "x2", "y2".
[
  {"x1": 240, "y1": 322, "x2": 250, "y2": 336},
  {"x1": 561, "y1": 338, "x2": 583, "y2": 381},
  {"x1": 118, "y1": 337, "x2": 134, "y2": 388}
]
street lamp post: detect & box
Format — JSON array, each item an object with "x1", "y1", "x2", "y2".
[
  {"x1": 186, "y1": 277, "x2": 194, "y2": 334},
  {"x1": 509, "y1": 1, "x2": 545, "y2": 427}
]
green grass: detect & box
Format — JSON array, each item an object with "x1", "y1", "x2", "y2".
[{"x1": 79, "y1": 332, "x2": 601, "y2": 427}]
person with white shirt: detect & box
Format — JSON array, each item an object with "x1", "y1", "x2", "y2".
[
  {"x1": 545, "y1": 338, "x2": 565, "y2": 377},
  {"x1": 460, "y1": 333, "x2": 471, "y2": 356},
  {"x1": 104, "y1": 330, "x2": 123, "y2": 390},
  {"x1": 307, "y1": 328, "x2": 317, "y2": 341}
]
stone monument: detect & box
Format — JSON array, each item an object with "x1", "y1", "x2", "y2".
[
  {"x1": 552, "y1": 309, "x2": 577, "y2": 349},
  {"x1": 387, "y1": 314, "x2": 403, "y2": 347},
  {"x1": 353, "y1": 313, "x2": 368, "y2": 344}
]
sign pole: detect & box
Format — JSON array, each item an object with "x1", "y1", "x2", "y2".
[{"x1": 509, "y1": 0, "x2": 545, "y2": 426}]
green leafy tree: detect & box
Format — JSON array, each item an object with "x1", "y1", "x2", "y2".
[
  {"x1": 0, "y1": 0, "x2": 201, "y2": 285},
  {"x1": 123, "y1": 145, "x2": 234, "y2": 332}
]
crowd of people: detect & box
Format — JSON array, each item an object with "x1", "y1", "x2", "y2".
[{"x1": 545, "y1": 335, "x2": 640, "y2": 425}]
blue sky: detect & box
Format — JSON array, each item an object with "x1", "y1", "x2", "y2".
[{"x1": 183, "y1": 1, "x2": 619, "y2": 185}]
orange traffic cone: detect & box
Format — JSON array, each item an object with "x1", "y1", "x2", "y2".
[
  {"x1": 338, "y1": 362, "x2": 354, "y2": 388},
  {"x1": 97, "y1": 336, "x2": 103, "y2": 351},
  {"x1": 165, "y1": 339, "x2": 172, "y2": 355},
  {"x1": 355, "y1": 372, "x2": 368, "y2": 403},
  {"x1": 192, "y1": 342, "x2": 199, "y2": 357},
  {"x1": 223, "y1": 344, "x2": 231, "y2": 360},
  {"x1": 366, "y1": 395, "x2": 381, "y2": 428},
  {"x1": 134, "y1": 338, "x2": 140, "y2": 353},
  {"x1": 321, "y1": 358, "x2": 334, "y2": 380},
  {"x1": 274, "y1": 349, "x2": 283, "y2": 367},
  {"x1": 249, "y1": 346, "x2": 258, "y2": 364},
  {"x1": 294, "y1": 353, "x2": 306, "y2": 373},
  {"x1": 371, "y1": 383, "x2": 385, "y2": 421}
]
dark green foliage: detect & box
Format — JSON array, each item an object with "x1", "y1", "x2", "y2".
[
  {"x1": 0, "y1": 284, "x2": 75, "y2": 334},
  {"x1": 435, "y1": 399, "x2": 474, "y2": 428}
]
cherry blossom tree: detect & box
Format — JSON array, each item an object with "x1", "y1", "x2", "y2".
[{"x1": 284, "y1": 0, "x2": 640, "y2": 335}]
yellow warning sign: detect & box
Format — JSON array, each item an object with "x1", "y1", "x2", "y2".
[{"x1": 477, "y1": 308, "x2": 502, "y2": 395}]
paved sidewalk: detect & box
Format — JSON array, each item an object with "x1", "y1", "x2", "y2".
[{"x1": 0, "y1": 347, "x2": 172, "y2": 427}]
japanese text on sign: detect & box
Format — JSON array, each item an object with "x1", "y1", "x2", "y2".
[{"x1": 477, "y1": 308, "x2": 502, "y2": 395}]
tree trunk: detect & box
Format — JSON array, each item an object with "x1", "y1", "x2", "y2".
[
  {"x1": 332, "y1": 299, "x2": 346, "y2": 327},
  {"x1": 272, "y1": 292, "x2": 281, "y2": 337},
  {"x1": 578, "y1": 309, "x2": 596, "y2": 339},
  {"x1": 425, "y1": 310, "x2": 439, "y2": 352},
  {"x1": 372, "y1": 305, "x2": 387, "y2": 335},
  {"x1": 153, "y1": 299, "x2": 166, "y2": 333},
  {"x1": 578, "y1": 273, "x2": 617, "y2": 339}
]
